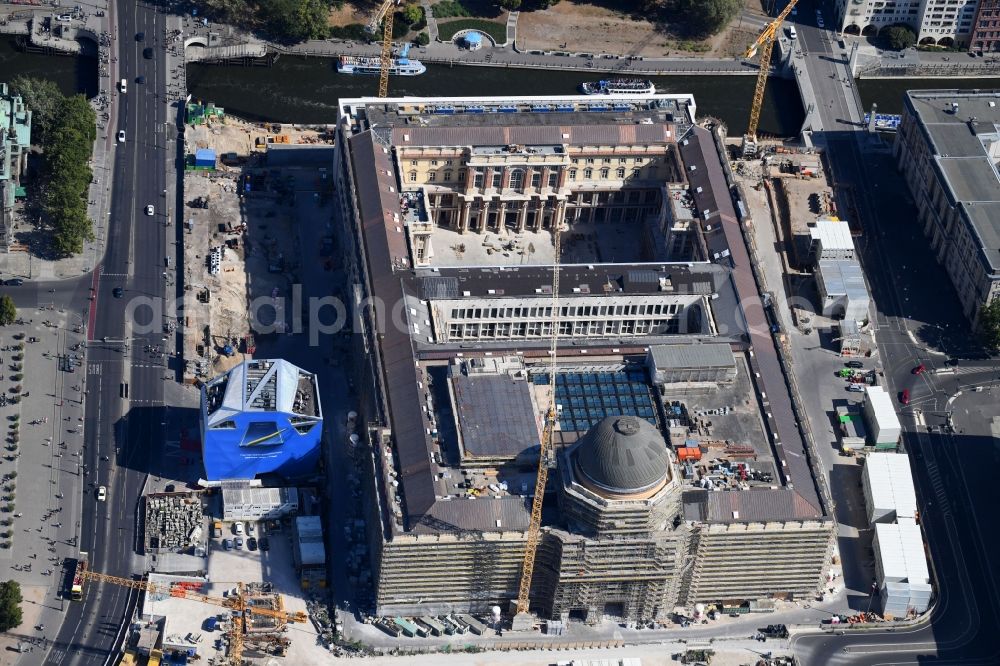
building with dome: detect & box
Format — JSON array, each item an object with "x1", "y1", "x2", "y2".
[{"x1": 334, "y1": 95, "x2": 835, "y2": 625}]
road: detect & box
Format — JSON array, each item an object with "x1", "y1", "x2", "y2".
[
  {"x1": 34, "y1": 1, "x2": 173, "y2": 664},
  {"x1": 788, "y1": 0, "x2": 1000, "y2": 663}
]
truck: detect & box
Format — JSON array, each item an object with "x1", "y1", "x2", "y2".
[{"x1": 70, "y1": 552, "x2": 88, "y2": 601}]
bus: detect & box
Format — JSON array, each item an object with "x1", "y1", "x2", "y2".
[{"x1": 70, "y1": 552, "x2": 88, "y2": 601}]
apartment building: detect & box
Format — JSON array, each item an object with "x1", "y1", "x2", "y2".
[
  {"x1": 894, "y1": 90, "x2": 1000, "y2": 327},
  {"x1": 837, "y1": 0, "x2": 979, "y2": 47},
  {"x1": 970, "y1": 0, "x2": 1000, "y2": 51}
]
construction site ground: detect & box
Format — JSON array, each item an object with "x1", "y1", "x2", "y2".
[
  {"x1": 204, "y1": 529, "x2": 325, "y2": 664},
  {"x1": 180, "y1": 118, "x2": 331, "y2": 383}
]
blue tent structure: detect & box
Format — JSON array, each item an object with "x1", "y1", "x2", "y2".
[
  {"x1": 200, "y1": 359, "x2": 323, "y2": 481},
  {"x1": 194, "y1": 148, "x2": 216, "y2": 169}
]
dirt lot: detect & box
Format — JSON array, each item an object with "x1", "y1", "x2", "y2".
[
  {"x1": 181, "y1": 117, "x2": 332, "y2": 382},
  {"x1": 516, "y1": 0, "x2": 760, "y2": 57},
  {"x1": 328, "y1": 1, "x2": 368, "y2": 27}
]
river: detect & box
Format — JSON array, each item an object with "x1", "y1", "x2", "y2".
[
  {"x1": 0, "y1": 36, "x2": 98, "y2": 97},
  {"x1": 184, "y1": 57, "x2": 806, "y2": 136},
  {"x1": 6, "y1": 34, "x2": 991, "y2": 134},
  {"x1": 858, "y1": 77, "x2": 1000, "y2": 115}
]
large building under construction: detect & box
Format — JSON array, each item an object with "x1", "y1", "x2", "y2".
[{"x1": 333, "y1": 95, "x2": 834, "y2": 624}]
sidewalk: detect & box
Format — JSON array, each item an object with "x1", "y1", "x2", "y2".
[
  {"x1": 0, "y1": 0, "x2": 119, "y2": 281},
  {"x1": 277, "y1": 38, "x2": 756, "y2": 75}
]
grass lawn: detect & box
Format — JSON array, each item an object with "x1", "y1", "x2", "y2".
[
  {"x1": 437, "y1": 18, "x2": 506, "y2": 44},
  {"x1": 432, "y1": 0, "x2": 502, "y2": 19}
]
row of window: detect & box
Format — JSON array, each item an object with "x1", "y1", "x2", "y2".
[
  {"x1": 569, "y1": 167, "x2": 646, "y2": 180},
  {"x1": 571, "y1": 157, "x2": 649, "y2": 165},
  {"x1": 449, "y1": 303, "x2": 681, "y2": 320},
  {"x1": 445, "y1": 317, "x2": 681, "y2": 340}
]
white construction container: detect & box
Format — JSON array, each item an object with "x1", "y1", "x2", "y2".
[
  {"x1": 863, "y1": 386, "x2": 902, "y2": 448},
  {"x1": 873, "y1": 519, "x2": 931, "y2": 616},
  {"x1": 863, "y1": 452, "x2": 917, "y2": 524}
]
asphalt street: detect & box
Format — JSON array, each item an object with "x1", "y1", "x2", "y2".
[
  {"x1": 790, "y1": 1, "x2": 1000, "y2": 663},
  {"x1": 33, "y1": 1, "x2": 172, "y2": 664}
]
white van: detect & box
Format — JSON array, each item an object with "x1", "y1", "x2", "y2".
[
  {"x1": 788, "y1": 26, "x2": 798, "y2": 40},
  {"x1": 119, "y1": 78, "x2": 127, "y2": 94}
]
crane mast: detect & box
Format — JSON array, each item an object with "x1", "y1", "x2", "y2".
[
  {"x1": 515, "y1": 220, "x2": 562, "y2": 618},
  {"x1": 744, "y1": 0, "x2": 800, "y2": 153},
  {"x1": 77, "y1": 570, "x2": 304, "y2": 665},
  {"x1": 369, "y1": 0, "x2": 399, "y2": 98}
]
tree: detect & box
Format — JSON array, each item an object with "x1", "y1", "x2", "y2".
[
  {"x1": 0, "y1": 580, "x2": 22, "y2": 632},
  {"x1": 0, "y1": 297, "x2": 15, "y2": 327},
  {"x1": 9, "y1": 76, "x2": 63, "y2": 141},
  {"x1": 500, "y1": 0, "x2": 522, "y2": 9},
  {"x1": 402, "y1": 3, "x2": 423, "y2": 26},
  {"x1": 415, "y1": 31, "x2": 430, "y2": 46},
  {"x1": 885, "y1": 25, "x2": 916, "y2": 50},
  {"x1": 979, "y1": 298, "x2": 1000, "y2": 350},
  {"x1": 671, "y1": 0, "x2": 741, "y2": 38},
  {"x1": 259, "y1": 0, "x2": 330, "y2": 43}
]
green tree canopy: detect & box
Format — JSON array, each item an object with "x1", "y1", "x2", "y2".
[
  {"x1": 670, "y1": 0, "x2": 742, "y2": 38},
  {"x1": 403, "y1": 3, "x2": 423, "y2": 25},
  {"x1": 885, "y1": 25, "x2": 916, "y2": 50},
  {"x1": 0, "y1": 296, "x2": 16, "y2": 327},
  {"x1": 9, "y1": 76, "x2": 63, "y2": 141},
  {"x1": 0, "y1": 580, "x2": 23, "y2": 632},
  {"x1": 979, "y1": 298, "x2": 1000, "y2": 350},
  {"x1": 499, "y1": 0, "x2": 522, "y2": 10},
  {"x1": 259, "y1": 0, "x2": 330, "y2": 42}
]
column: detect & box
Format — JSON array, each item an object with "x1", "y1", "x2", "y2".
[
  {"x1": 460, "y1": 201, "x2": 471, "y2": 233},
  {"x1": 517, "y1": 200, "x2": 529, "y2": 232},
  {"x1": 498, "y1": 201, "x2": 508, "y2": 230},
  {"x1": 554, "y1": 200, "x2": 567, "y2": 231}
]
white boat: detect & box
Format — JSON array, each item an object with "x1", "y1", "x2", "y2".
[
  {"x1": 580, "y1": 78, "x2": 656, "y2": 96},
  {"x1": 337, "y1": 44, "x2": 426, "y2": 76}
]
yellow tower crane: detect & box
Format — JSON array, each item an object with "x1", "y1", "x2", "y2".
[
  {"x1": 78, "y1": 570, "x2": 306, "y2": 665},
  {"x1": 743, "y1": 0, "x2": 800, "y2": 154},
  {"x1": 368, "y1": 0, "x2": 402, "y2": 98},
  {"x1": 514, "y1": 219, "x2": 563, "y2": 624}
]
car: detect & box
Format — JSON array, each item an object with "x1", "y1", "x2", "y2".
[
  {"x1": 847, "y1": 384, "x2": 865, "y2": 393},
  {"x1": 136, "y1": 75, "x2": 146, "y2": 84},
  {"x1": 234, "y1": 537, "x2": 244, "y2": 550},
  {"x1": 145, "y1": 204, "x2": 154, "y2": 216},
  {"x1": 5, "y1": 278, "x2": 23, "y2": 286},
  {"x1": 247, "y1": 523, "x2": 255, "y2": 535},
  {"x1": 96, "y1": 486, "x2": 107, "y2": 501},
  {"x1": 233, "y1": 522, "x2": 244, "y2": 535},
  {"x1": 900, "y1": 389, "x2": 911, "y2": 405},
  {"x1": 112, "y1": 287, "x2": 124, "y2": 298},
  {"x1": 845, "y1": 360, "x2": 864, "y2": 369},
  {"x1": 143, "y1": 47, "x2": 153, "y2": 59},
  {"x1": 136, "y1": 31, "x2": 145, "y2": 42},
  {"x1": 119, "y1": 78, "x2": 127, "y2": 94},
  {"x1": 117, "y1": 129, "x2": 125, "y2": 143},
  {"x1": 223, "y1": 538, "x2": 233, "y2": 551},
  {"x1": 913, "y1": 363, "x2": 926, "y2": 375},
  {"x1": 247, "y1": 537, "x2": 258, "y2": 551},
  {"x1": 259, "y1": 537, "x2": 270, "y2": 551}
]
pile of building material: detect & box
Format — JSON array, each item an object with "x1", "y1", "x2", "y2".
[{"x1": 144, "y1": 493, "x2": 206, "y2": 553}]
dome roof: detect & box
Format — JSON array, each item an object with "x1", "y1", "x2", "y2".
[{"x1": 574, "y1": 415, "x2": 669, "y2": 496}]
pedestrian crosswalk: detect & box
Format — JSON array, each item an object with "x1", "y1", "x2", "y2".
[{"x1": 923, "y1": 458, "x2": 950, "y2": 514}]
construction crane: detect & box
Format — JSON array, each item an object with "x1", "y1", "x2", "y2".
[
  {"x1": 514, "y1": 219, "x2": 563, "y2": 622},
  {"x1": 743, "y1": 0, "x2": 800, "y2": 154},
  {"x1": 368, "y1": 0, "x2": 401, "y2": 98},
  {"x1": 78, "y1": 570, "x2": 305, "y2": 665}
]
